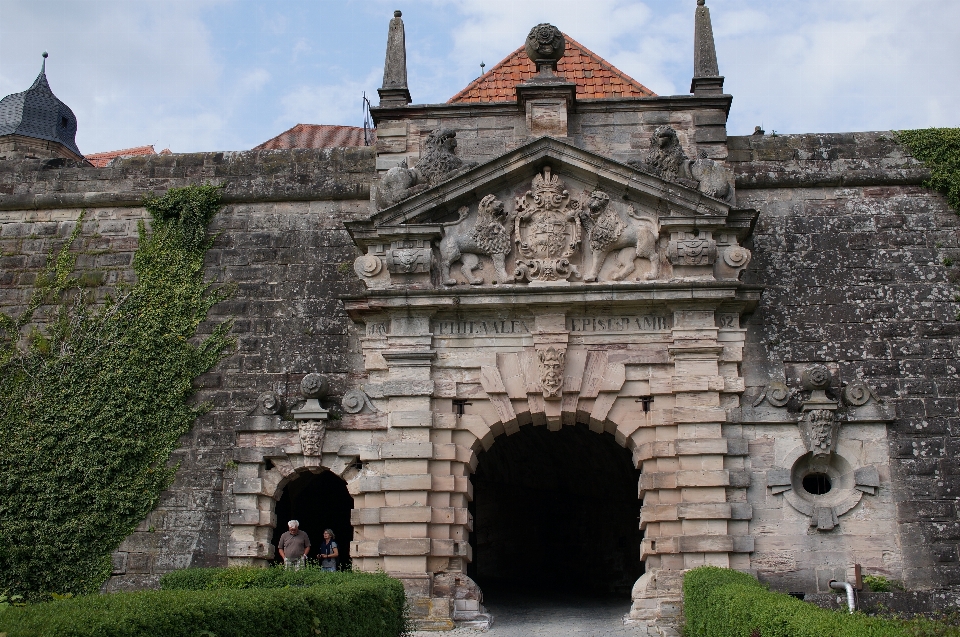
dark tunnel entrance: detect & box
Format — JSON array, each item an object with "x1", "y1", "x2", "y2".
[
  {"x1": 272, "y1": 469, "x2": 354, "y2": 568},
  {"x1": 469, "y1": 424, "x2": 643, "y2": 596}
]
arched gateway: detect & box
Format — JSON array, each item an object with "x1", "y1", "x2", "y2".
[{"x1": 227, "y1": 134, "x2": 759, "y2": 630}]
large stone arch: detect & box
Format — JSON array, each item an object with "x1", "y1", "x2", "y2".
[{"x1": 469, "y1": 420, "x2": 644, "y2": 593}]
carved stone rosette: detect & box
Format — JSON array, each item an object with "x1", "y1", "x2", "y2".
[
  {"x1": 514, "y1": 167, "x2": 582, "y2": 284},
  {"x1": 537, "y1": 346, "x2": 566, "y2": 399}
]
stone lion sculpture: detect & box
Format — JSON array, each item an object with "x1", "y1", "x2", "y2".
[
  {"x1": 375, "y1": 129, "x2": 478, "y2": 209},
  {"x1": 439, "y1": 194, "x2": 512, "y2": 285},
  {"x1": 582, "y1": 190, "x2": 660, "y2": 282},
  {"x1": 629, "y1": 125, "x2": 735, "y2": 204}
]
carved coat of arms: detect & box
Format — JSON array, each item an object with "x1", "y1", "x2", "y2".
[{"x1": 514, "y1": 167, "x2": 582, "y2": 283}]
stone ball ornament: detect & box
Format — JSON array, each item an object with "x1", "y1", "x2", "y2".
[
  {"x1": 525, "y1": 23, "x2": 565, "y2": 63},
  {"x1": 801, "y1": 364, "x2": 831, "y2": 391},
  {"x1": 300, "y1": 373, "x2": 328, "y2": 399}
]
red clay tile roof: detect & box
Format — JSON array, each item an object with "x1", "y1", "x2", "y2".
[
  {"x1": 449, "y1": 34, "x2": 656, "y2": 104},
  {"x1": 85, "y1": 144, "x2": 157, "y2": 167},
  {"x1": 254, "y1": 124, "x2": 373, "y2": 150}
]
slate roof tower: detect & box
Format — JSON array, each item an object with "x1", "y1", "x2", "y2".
[{"x1": 0, "y1": 52, "x2": 85, "y2": 162}]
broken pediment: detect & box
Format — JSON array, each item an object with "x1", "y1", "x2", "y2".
[{"x1": 348, "y1": 136, "x2": 757, "y2": 290}]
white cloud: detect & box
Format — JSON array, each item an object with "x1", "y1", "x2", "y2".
[{"x1": 277, "y1": 68, "x2": 383, "y2": 130}]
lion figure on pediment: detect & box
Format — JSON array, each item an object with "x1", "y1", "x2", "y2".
[
  {"x1": 375, "y1": 129, "x2": 478, "y2": 209},
  {"x1": 583, "y1": 189, "x2": 660, "y2": 282},
  {"x1": 439, "y1": 194, "x2": 513, "y2": 286},
  {"x1": 629, "y1": 125, "x2": 735, "y2": 204}
]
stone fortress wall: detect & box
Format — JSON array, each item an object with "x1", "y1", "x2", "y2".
[
  {"x1": 1, "y1": 126, "x2": 957, "y2": 620},
  {"x1": 2, "y1": 6, "x2": 959, "y2": 632}
]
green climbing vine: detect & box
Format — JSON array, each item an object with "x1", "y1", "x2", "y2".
[
  {"x1": 0, "y1": 184, "x2": 233, "y2": 601},
  {"x1": 896, "y1": 127, "x2": 960, "y2": 213}
]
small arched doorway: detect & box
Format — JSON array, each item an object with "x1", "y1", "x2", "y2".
[
  {"x1": 469, "y1": 423, "x2": 643, "y2": 595},
  {"x1": 272, "y1": 468, "x2": 354, "y2": 568}
]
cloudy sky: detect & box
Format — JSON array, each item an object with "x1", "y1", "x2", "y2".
[{"x1": 1, "y1": 0, "x2": 958, "y2": 155}]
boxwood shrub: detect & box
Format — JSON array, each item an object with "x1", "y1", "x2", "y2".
[
  {"x1": 0, "y1": 569, "x2": 406, "y2": 637},
  {"x1": 159, "y1": 564, "x2": 367, "y2": 591},
  {"x1": 683, "y1": 566, "x2": 960, "y2": 637}
]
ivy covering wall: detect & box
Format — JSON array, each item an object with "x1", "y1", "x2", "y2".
[
  {"x1": 897, "y1": 128, "x2": 960, "y2": 212},
  {"x1": 0, "y1": 185, "x2": 232, "y2": 601}
]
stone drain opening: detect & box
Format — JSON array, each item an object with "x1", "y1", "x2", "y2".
[
  {"x1": 469, "y1": 424, "x2": 643, "y2": 601},
  {"x1": 272, "y1": 469, "x2": 354, "y2": 567}
]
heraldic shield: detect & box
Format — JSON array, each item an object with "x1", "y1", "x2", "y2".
[{"x1": 514, "y1": 167, "x2": 583, "y2": 284}]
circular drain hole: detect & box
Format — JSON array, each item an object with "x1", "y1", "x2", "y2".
[{"x1": 802, "y1": 473, "x2": 832, "y2": 495}]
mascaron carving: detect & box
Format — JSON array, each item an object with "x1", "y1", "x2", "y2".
[
  {"x1": 583, "y1": 190, "x2": 660, "y2": 282},
  {"x1": 514, "y1": 167, "x2": 582, "y2": 283},
  {"x1": 537, "y1": 346, "x2": 566, "y2": 399},
  {"x1": 298, "y1": 422, "x2": 326, "y2": 456},
  {"x1": 440, "y1": 195, "x2": 513, "y2": 285}
]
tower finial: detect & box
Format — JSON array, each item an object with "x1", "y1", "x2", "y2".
[
  {"x1": 691, "y1": 0, "x2": 724, "y2": 95},
  {"x1": 41, "y1": 51, "x2": 48, "y2": 73},
  {"x1": 378, "y1": 10, "x2": 412, "y2": 107}
]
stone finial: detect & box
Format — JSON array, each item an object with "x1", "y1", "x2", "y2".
[
  {"x1": 524, "y1": 23, "x2": 565, "y2": 74},
  {"x1": 378, "y1": 9, "x2": 412, "y2": 107},
  {"x1": 292, "y1": 373, "x2": 329, "y2": 421},
  {"x1": 691, "y1": 0, "x2": 724, "y2": 95}
]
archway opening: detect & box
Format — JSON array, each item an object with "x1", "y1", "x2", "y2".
[
  {"x1": 469, "y1": 423, "x2": 643, "y2": 597},
  {"x1": 272, "y1": 469, "x2": 354, "y2": 568}
]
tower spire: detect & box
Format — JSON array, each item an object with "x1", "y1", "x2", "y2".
[
  {"x1": 378, "y1": 10, "x2": 412, "y2": 107},
  {"x1": 690, "y1": 0, "x2": 724, "y2": 96}
]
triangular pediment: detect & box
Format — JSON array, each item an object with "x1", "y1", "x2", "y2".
[
  {"x1": 355, "y1": 136, "x2": 732, "y2": 235},
  {"x1": 348, "y1": 136, "x2": 756, "y2": 290}
]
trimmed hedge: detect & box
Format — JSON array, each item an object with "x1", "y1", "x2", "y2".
[
  {"x1": 159, "y1": 564, "x2": 369, "y2": 591},
  {"x1": 0, "y1": 570, "x2": 406, "y2": 637},
  {"x1": 683, "y1": 566, "x2": 960, "y2": 637}
]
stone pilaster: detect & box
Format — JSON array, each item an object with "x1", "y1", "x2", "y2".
[{"x1": 629, "y1": 308, "x2": 752, "y2": 626}]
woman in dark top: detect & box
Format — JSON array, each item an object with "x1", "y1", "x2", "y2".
[{"x1": 318, "y1": 528, "x2": 338, "y2": 572}]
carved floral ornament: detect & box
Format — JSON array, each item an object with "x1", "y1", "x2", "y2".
[{"x1": 753, "y1": 364, "x2": 891, "y2": 532}]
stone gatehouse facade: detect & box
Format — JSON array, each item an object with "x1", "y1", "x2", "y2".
[{"x1": 1, "y1": 3, "x2": 958, "y2": 632}]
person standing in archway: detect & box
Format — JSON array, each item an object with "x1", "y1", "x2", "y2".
[
  {"x1": 277, "y1": 519, "x2": 311, "y2": 570},
  {"x1": 318, "y1": 529, "x2": 339, "y2": 572}
]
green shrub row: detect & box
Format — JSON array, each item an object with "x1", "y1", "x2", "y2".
[
  {"x1": 683, "y1": 566, "x2": 960, "y2": 637},
  {"x1": 159, "y1": 564, "x2": 385, "y2": 591},
  {"x1": 0, "y1": 571, "x2": 406, "y2": 637}
]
